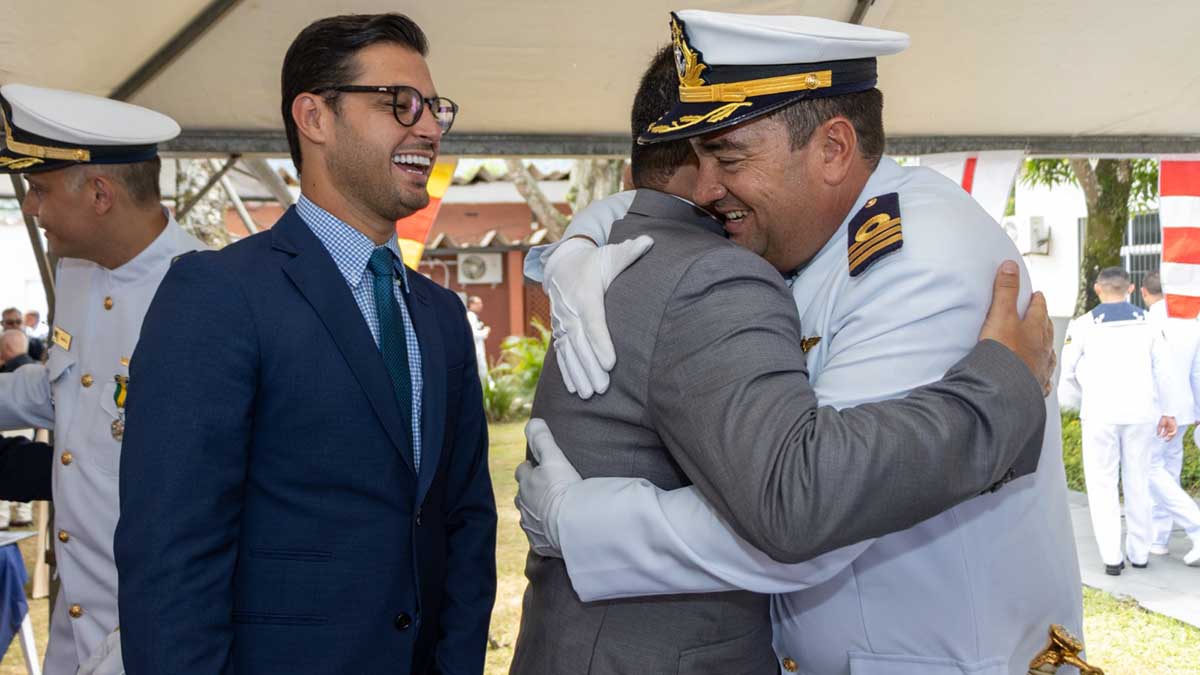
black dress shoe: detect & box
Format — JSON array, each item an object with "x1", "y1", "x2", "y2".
[
  {"x1": 1130, "y1": 560, "x2": 1149, "y2": 569},
  {"x1": 1105, "y1": 562, "x2": 1125, "y2": 576}
]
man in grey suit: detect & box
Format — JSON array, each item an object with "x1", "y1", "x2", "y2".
[{"x1": 509, "y1": 43, "x2": 1055, "y2": 675}]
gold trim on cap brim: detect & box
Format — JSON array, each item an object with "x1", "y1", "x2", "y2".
[
  {"x1": 2, "y1": 109, "x2": 90, "y2": 163},
  {"x1": 680, "y1": 70, "x2": 832, "y2": 103}
]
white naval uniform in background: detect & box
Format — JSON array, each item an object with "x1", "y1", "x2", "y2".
[
  {"x1": 467, "y1": 310, "x2": 490, "y2": 382},
  {"x1": 526, "y1": 158, "x2": 1082, "y2": 675},
  {"x1": 0, "y1": 214, "x2": 202, "y2": 674},
  {"x1": 1145, "y1": 300, "x2": 1200, "y2": 549},
  {"x1": 1058, "y1": 302, "x2": 1182, "y2": 567}
]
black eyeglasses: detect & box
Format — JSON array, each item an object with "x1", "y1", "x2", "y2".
[{"x1": 318, "y1": 85, "x2": 458, "y2": 134}]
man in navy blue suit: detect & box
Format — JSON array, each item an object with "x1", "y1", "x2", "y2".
[{"x1": 115, "y1": 14, "x2": 496, "y2": 674}]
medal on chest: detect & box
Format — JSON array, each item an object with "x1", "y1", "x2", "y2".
[{"x1": 112, "y1": 375, "x2": 128, "y2": 441}]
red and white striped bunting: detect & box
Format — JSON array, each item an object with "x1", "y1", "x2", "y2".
[
  {"x1": 1160, "y1": 158, "x2": 1200, "y2": 318},
  {"x1": 918, "y1": 151, "x2": 1024, "y2": 224}
]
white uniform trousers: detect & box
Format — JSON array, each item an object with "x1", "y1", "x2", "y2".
[
  {"x1": 1082, "y1": 421, "x2": 1156, "y2": 565},
  {"x1": 1150, "y1": 425, "x2": 1200, "y2": 547}
]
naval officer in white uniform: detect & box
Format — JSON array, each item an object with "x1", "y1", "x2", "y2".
[
  {"x1": 1139, "y1": 271, "x2": 1200, "y2": 565},
  {"x1": 1059, "y1": 268, "x2": 1189, "y2": 573},
  {"x1": 0, "y1": 84, "x2": 204, "y2": 674},
  {"x1": 519, "y1": 11, "x2": 1083, "y2": 675}
]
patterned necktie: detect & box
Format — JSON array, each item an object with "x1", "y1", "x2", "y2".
[{"x1": 367, "y1": 248, "x2": 413, "y2": 440}]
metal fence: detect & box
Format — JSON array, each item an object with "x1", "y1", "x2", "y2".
[{"x1": 1082, "y1": 212, "x2": 1163, "y2": 309}]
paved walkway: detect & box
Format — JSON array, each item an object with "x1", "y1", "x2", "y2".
[{"x1": 1070, "y1": 490, "x2": 1200, "y2": 627}]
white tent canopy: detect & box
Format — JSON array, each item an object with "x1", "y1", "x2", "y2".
[{"x1": 4, "y1": 0, "x2": 1199, "y2": 157}]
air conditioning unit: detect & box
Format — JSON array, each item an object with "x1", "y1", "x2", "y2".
[
  {"x1": 1000, "y1": 216, "x2": 1051, "y2": 256},
  {"x1": 457, "y1": 252, "x2": 503, "y2": 285}
]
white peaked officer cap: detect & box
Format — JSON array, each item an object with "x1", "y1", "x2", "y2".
[
  {"x1": 0, "y1": 83, "x2": 181, "y2": 174},
  {"x1": 639, "y1": 10, "x2": 910, "y2": 144}
]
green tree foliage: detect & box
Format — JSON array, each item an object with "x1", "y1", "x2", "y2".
[
  {"x1": 1022, "y1": 159, "x2": 1159, "y2": 315},
  {"x1": 482, "y1": 318, "x2": 551, "y2": 422}
]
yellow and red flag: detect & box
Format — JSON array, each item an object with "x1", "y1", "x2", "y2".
[{"x1": 396, "y1": 160, "x2": 456, "y2": 268}]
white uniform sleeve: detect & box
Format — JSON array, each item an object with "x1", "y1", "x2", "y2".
[
  {"x1": 467, "y1": 312, "x2": 489, "y2": 340},
  {"x1": 558, "y1": 202, "x2": 1018, "y2": 602},
  {"x1": 1150, "y1": 328, "x2": 1185, "y2": 417},
  {"x1": 0, "y1": 365, "x2": 55, "y2": 430},
  {"x1": 521, "y1": 191, "x2": 636, "y2": 282},
  {"x1": 1190, "y1": 336, "x2": 1200, "y2": 421},
  {"x1": 558, "y1": 478, "x2": 869, "y2": 601},
  {"x1": 1057, "y1": 318, "x2": 1085, "y2": 412}
]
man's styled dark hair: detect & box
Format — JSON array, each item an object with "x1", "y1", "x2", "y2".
[
  {"x1": 629, "y1": 46, "x2": 693, "y2": 189},
  {"x1": 1095, "y1": 266, "x2": 1132, "y2": 293},
  {"x1": 1142, "y1": 270, "x2": 1163, "y2": 297},
  {"x1": 281, "y1": 13, "x2": 429, "y2": 173},
  {"x1": 772, "y1": 88, "x2": 886, "y2": 168}
]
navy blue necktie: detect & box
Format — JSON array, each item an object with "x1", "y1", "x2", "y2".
[{"x1": 367, "y1": 248, "x2": 413, "y2": 434}]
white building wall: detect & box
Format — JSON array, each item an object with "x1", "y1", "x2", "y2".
[
  {"x1": 1015, "y1": 180, "x2": 1088, "y2": 319},
  {"x1": 0, "y1": 211, "x2": 49, "y2": 320}
]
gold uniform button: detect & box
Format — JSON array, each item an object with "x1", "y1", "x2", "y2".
[
  {"x1": 68, "y1": 604, "x2": 83, "y2": 619},
  {"x1": 61, "y1": 451, "x2": 73, "y2": 466},
  {"x1": 81, "y1": 374, "x2": 94, "y2": 388},
  {"x1": 782, "y1": 657, "x2": 798, "y2": 672},
  {"x1": 58, "y1": 530, "x2": 69, "y2": 543},
  {"x1": 103, "y1": 297, "x2": 113, "y2": 310}
]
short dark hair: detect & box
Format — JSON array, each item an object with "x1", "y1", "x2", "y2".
[
  {"x1": 629, "y1": 46, "x2": 693, "y2": 189},
  {"x1": 281, "y1": 14, "x2": 429, "y2": 173},
  {"x1": 67, "y1": 158, "x2": 161, "y2": 208},
  {"x1": 1095, "y1": 266, "x2": 1131, "y2": 293},
  {"x1": 1142, "y1": 270, "x2": 1163, "y2": 296},
  {"x1": 771, "y1": 88, "x2": 886, "y2": 168},
  {"x1": 104, "y1": 158, "x2": 162, "y2": 207}
]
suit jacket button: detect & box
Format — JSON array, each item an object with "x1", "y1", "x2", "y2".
[
  {"x1": 394, "y1": 612, "x2": 412, "y2": 631},
  {"x1": 782, "y1": 657, "x2": 798, "y2": 672},
  {"x1": 415, "y1": 507, "x2": 422, "y2": 527}
]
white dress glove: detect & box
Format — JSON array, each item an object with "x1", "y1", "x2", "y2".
[
  {"x1": 514, "y1": 418, "x2": 583, "y2": 558},
  {"x1": 543, "y1": 235, "x2": 654, "y2": 398},
  {"x1": 78, "y1": 627, "x2": 124, "y2": 675}
]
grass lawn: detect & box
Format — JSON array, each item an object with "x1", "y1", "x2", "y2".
[
  {"x1": 483, "y1": 421, "x2": 1200, "y2": 675},
  {"x1": 2, "y1": 422, "x2": 1196, "y2": 673}
]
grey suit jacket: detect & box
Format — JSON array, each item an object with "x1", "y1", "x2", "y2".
[{"x1": 511, "y1": 190, "x2": 1046, "y2": 675}]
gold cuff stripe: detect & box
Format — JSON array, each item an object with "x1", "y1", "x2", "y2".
[
  {"x1": 848, "y1": 224, "x2": 902, "y2": 259},
  {"x1": 849, "y1": 232, "x2": 903, "y2": 271},
  {"x1": 679, "y1": 70, "x2": 832, "y2": 103},
  {"x1": 2, "y1": 112, "x2": 90, "y2": 163}
]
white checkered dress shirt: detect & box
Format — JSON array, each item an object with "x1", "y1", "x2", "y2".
[{"x1": 297, "y1": 195, "x2": 424, "y2": 471}]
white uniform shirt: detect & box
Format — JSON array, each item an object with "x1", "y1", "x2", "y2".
[
  {"x1": 1146, "y1": 300, "x2": 1200, "y2": 423},
  {"x1": 0, "y1": 214, "x2": 203, "y2": 673},
  {"x1": 528, "y1": 159, "x2": 1082, "y2": 675},
  {"x1": 467, "y1": 310, "x2": 489, "y2": 368},
  {"x1": 1058, "y1": 303, "x2": 1180, "y2": 425}
]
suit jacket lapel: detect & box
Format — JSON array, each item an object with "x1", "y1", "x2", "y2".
[
  {"x1": 405, "y1": 282, "x2": 446, "y2": 502},
  {"x1": 273, "y1": 209, "x2": 417, "y2": 476}
]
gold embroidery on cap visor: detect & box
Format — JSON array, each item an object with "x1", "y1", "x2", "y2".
[
  {"x1": 671, "y1": 16, "x2": 707, "y2": 88},
  {"x1": 679, "y1": 70, "x2": 833, "y2": 103},
  {"x1": 0, "y1": 156, "x2": 44, "y2": 170},
  {"x1": 1, "y1": 108, "x2": 90, "y2": 163},
  {"x1": 647, "y1": 102, "x2": 753, "y2": 136}
]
